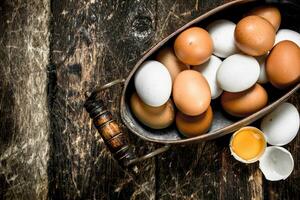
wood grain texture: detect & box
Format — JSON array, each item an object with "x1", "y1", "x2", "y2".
[
  {"x1": 0, "y1": 0, "x2": 299, "y2": 199},
  {"x1": 0, "y1": 0, "x2": 50, "y2": 199}
]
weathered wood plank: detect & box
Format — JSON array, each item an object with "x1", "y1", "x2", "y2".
[
  {"x1": 49, "y1": 0, "x2": 160, "y2": 199},
  {"x1": 0, "y1": 0, "x2": 50, "y2": 199}
]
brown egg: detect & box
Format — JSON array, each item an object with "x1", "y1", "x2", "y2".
[
  {"x1": 247, "y1": 6, "x2": 281, "y2": 31},
  {"x1": 174, "y1": 27, "x2": 213, "y2": 65},
  {"x1": 235, "y1": 16, "x2": 275, "y2": 56},
  {"x1": 156, "y1": 48, "x2": 189, "y2": 82},
  {"x1": 130, "y1": 92, "x2": 175, "y2": 129},
  {"x1": 173, "y1": 70, "x2": 211, "y2": 116},
  {"x1": 266, "y1": 40, "x2": 300, "y2": 89},
  {"x1": 176, "y1": 106, "x2": 213, "y2": 137},
  {"x1": 221, "y1": 84, "x2": 268, "y2": 117}
]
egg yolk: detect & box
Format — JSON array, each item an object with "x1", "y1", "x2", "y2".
[{"x1": 231, "y1": 129, "x2": 266, "y2": 161}]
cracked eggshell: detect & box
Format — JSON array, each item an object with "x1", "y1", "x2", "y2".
[
  {"x1": 259, "y1": 146, "x2": 294, "y2": 181},
  {"x1": 207, "y1": 19, "x2": 238, "y2": 58},
  {"x1": 192, "y1": 55, "x2": 223, "y2": 99},
  {"x1": 275, "y1": 29, "x2": 300, "y2": 47},
  {"x1": 134, "y1": 60, "x2": 172, "y2": 107},
  {"x1": 261, "y1": 102, "x2": 300, "y2": 146},
  {"x1": 217, "y1": 54, "x2": 260, "y2": 92}
]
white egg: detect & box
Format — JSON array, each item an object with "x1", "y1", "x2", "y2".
[
  {"x1": 259, "y1": 146, "x2": 294, "y2": 181},
  {"x1": 134, "y1": 60, "x2": 172, "y2": 107},
  {"x1": 193, "y1": 55, "x2": 223, "y2": 99},
  {"x1": 261, "y1": 102, "x2": 300, "y2": 146},
  {"x1": 207, "y1": 19, "x2": 238, "y2": 58},
  {"x1": 275, "y1": 29, "x2": 300, "y2": 47},
  {"x1": 255, "y1": 54, "x2": 268, "y2": 84},
  {"x1": 216, "y1": 54, "x2": 260, "y2": 92}
]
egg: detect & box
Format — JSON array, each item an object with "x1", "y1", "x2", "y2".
[
  {"x1": 130, "y1": 93, "x2": 175, "y2": 129},
  {"x1": 156, "y1": 48, "x2": 189, "y2": 82},
  {"x1": 174, "y1": 27, "x2": 213, "y2": 65},
  {"x1": 192, "y1": 55, "x2": 223, "y2": 99},
  {"x1": 173, "y1": 70, "x2": 211, "y2": 116},
  {"x1": 255, "y1": 54, "x2": 268, "y2": 84},
  {"x1": 207, "y1": 19, "x2": 238, "y2": 58},
  {"x1": 217, "y1": 54, "x2": 260, "y2": 92},
  {"x1": 266, "y1": 40, "x2": 300, "y2": 89},
  {"x1": 259, "y1": 146, "x2": 294, "y2": 181},
  {"x1": 261, "y1": 102, "x2": 300, "y2": 146},
  {"x1": 275, "y1": 29, "x2": 300, "y2": 47},
  {"x1": 176, "y1": 106, "x2": 213, "y2": 137},
  {"x1": 134, "y1": 60, "x2": 172, "y2": 107},
  {"x1": 221, "y1": 84, "x2": 268, "y2": 117},
  {"x1": 247, "y1": 6, "x2": 281, "y2": 31},
  {"x1": 230, "y1": 127, "x2": 267, "y2": 163},
  {"x1": 235, "y1": 16, "x2": 275, "y2": 56}
]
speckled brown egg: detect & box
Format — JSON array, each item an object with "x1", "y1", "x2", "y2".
[
  {"x1": 266, "y1": 40, "x2": 300, "y2": 89},
  {"x1": 130, "y1": 92, "x2": 175, "y2": 129},
  {"x1": 235, "y1": 16, "x2": 275, "y2": 56},
  {"x1": 247, "y1": 6, "x2": 281, "y2": 31},
  {"x1": 221, "y1": 84, "x2": 268, "y2": 117},
  {"x1": 173, "y1": 70, "x2": 211, "y2": 116},
  {"x1": 156, "y1": 48, "x2": 189, "y2": 82},
  {"x1": 174, "y1": 27, "x2": 213, "y2": 65},
  {"x1": 176, "y1": 106, "x2": 213, "y2": 137}
]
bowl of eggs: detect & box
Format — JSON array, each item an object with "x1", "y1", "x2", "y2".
[{"x1": 85, "y1": 0, "x2": 300, "y2": 177}]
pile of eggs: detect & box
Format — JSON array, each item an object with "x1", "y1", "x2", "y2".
[{"x1": 131, "y1": 5, "x2": 300, "y2": 138}]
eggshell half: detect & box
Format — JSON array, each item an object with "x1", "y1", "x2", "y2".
[
  {"x1": 134, "y1": 60, "x2": 172, "y2": 107},
  {"x1": 261, "y1": 102, "x2": 300, "y2": 146},
  {"x1": 192, "y1": 55, "x2": 223, "y2": 99},
  {"x1": 217, "y1": 54, "x2": 260, "y2": 92},
  {"x1": 207, "y1": 19, "x2": 238, "y2": 58},
  {"x1": 275, "y1": 29, "x2": 300, "y2": 47},
  {"x1": 259, "y1": 146, "x2": 294, "y2": 181}
]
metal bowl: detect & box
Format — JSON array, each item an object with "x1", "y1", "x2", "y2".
[{"x1": 120, "y1": 0, "x2": 300, "y2": 144}]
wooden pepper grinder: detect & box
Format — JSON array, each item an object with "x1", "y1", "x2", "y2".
[{"x1": 84, "y1": 91, "x2": 136, "y2": 168}]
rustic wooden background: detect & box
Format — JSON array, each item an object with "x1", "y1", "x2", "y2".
[{"x1": 0, "y1": 0, "x2": 299, "y2": 199}]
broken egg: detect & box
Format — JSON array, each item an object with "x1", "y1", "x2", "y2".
[
  {"x1": 230, "y1": 127, "x2": 267, "y2": 163},
  {"x1": 259, "y1": 146, "x2": 294, "y2": 181},
  {"x1": 230, "y1": 126, "x2": 295, "y2": 181}
]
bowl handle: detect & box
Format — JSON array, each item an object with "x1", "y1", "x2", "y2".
[{"x1": 84, "y1": 79, "x2": 170, "y2": 169}]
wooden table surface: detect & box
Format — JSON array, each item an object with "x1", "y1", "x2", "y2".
[{"x1": 0, "y1": 0, "x2": 299, "y2": 199}]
